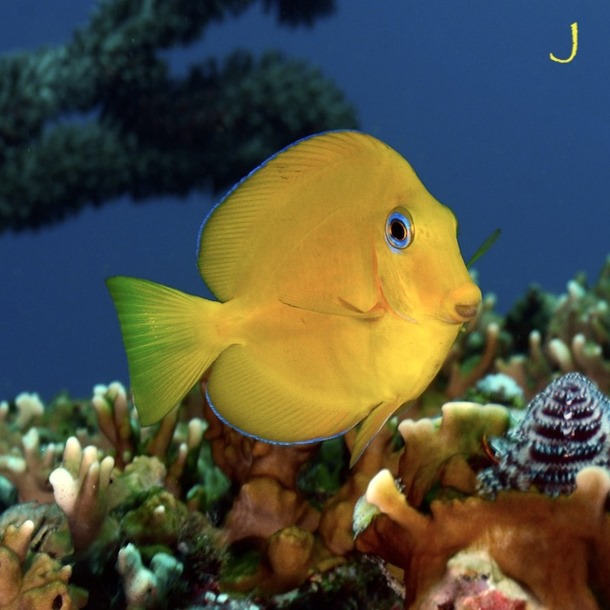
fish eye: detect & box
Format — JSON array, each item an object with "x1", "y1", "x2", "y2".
[{"x1": 385, "y1": 207, "x2": 414, "y2": 251}]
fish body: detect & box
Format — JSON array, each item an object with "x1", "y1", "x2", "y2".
[{"x1": 107, "y1": 131, "x2": 481, "y2": 465}]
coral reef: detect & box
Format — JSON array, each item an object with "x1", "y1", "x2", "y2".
[
  {"x1": 354, "y1": 395, "x2": 610, "y2": 609},
  {"x1": 1, "y1": 256, "x2": 610, "y2": 607},
  {"x1": 0, "y1": 0, "x2": 356, "y2": 233},
  {"x1": 356, "y1": 466, "x2": 610, "y2": 609}
]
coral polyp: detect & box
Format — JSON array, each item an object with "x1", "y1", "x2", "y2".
[{"x1": 478, "y1": 372, "x2": 610, "y2": 497}]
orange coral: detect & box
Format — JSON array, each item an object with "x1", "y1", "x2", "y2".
[
  {"x1": 356, "y1": 467, "x2": 610, "y2": 609},
  {"x1": 353, "y1": 396, "x2": 610, "y2": 608}
]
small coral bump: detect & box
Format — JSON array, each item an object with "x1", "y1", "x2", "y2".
[
  {"x1": 117, "y1": 543, "x2": 183, "y2": 609},
  {"x1": 567, "y1": 278, "x2": 586, "y2": 300},
  {"x1": 92, "y1": 381, "x2": 134, "y2": 465},
  {"x1": 13, "y1": 392, "x2": 44, "y2": 430},
  {"x1": 2, "y1": 519, "x2": 35, "y2": 561},
  {"x1": 187, "y1": 418, "x2": 205, "y2": 448},
  {"x1": 266, "y1": 526, "x2": 315, "y2": 585},
  {"x1": 547, "y1": 337, "x2": 574, "y2": 371}
]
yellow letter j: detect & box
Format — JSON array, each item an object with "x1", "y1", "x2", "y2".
[{"x1": 550, "y1": 22, "x2": 578, "y2": 63}]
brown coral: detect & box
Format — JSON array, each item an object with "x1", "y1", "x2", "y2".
[
  {"x1": 356, "y1": 467, "x2": 610, "y2": 609},
  {"x1": 353, "y1": 394, "x2": 610, "y2": 608},
  {"x1": 203, "y1": 397, "x2": 320, "y2": 543}
]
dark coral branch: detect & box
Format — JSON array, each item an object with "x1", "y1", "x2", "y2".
[{"x1": 0, "y1": 0, "x2": 356, "y2": 232}]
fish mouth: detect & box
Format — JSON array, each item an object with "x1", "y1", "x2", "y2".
[
  {"x1": 454, "y1": 301, "x2": 480, "y2": 320},
  {"x1": 441, "y1": 284, "x2": 482, "y2": 324}
]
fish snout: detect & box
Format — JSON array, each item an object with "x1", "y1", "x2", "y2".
[{"x1": 442, "y1": 283, "x2": 482, "y2": 324}]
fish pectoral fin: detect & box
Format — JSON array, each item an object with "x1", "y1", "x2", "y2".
[
  {"x1": 349, "y1": 402, "x2": 398, "y2": 467},
  {"x1": 279, "y1": 294, "x2": 384, "y2": 319}
]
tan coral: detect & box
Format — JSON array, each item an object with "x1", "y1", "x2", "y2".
[
  {"x1": 355, "y1": 467, "x2": 610, "y2": 609},
  {"x1": 0, "y1": 427, "x2": 61, "y2": 504},
  {"x1": 397, "y1": 401, "x2": 509, "y2": 506},
  {"x1": 223, "y1": 472, "x2": 320, "y2": 542},
  {"x1": 265, "y1": 526, "x2": 316, "y2": 591},
  {"x1": 0, "y1": 520, "x2": 87, "y2": 609}
]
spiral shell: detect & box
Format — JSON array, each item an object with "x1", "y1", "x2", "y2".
[{"x1": 478, "y1": 372, "x2": 610, "y2": 497}]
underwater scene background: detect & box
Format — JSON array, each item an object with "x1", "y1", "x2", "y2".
[
  {"x1": 2, "y1": 0, "x2": 610, "y2": 400},
  {"x1": 0, "y1": 1, "x2": 610, "y2": 608}
]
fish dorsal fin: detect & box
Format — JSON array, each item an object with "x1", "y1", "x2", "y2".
[{"x1": 197, "y1": 131, "x2": 391, "y2": 304}]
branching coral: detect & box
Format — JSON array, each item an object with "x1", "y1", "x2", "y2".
[
  {"x1": 0, "y1": 393, "x2": 53, "y2": 503},
  {"x1": 49, "y1": 436, "x2": 115, "y2": 551},
  {"x1": 92, "y1": 382, "x2": 136, "y2": 468},
  {"x1": 497, "y1": 258, "x2": 610, "y2": 397},
  {"x1": 0, "y1": 427, "x2": 59, "y2": 504},
  {"x1": 0, "y1": 0, "x2": 356, "y2": 233},
  {"x1": 0, "y1": 392, "x2": 44, "y2": 430}
]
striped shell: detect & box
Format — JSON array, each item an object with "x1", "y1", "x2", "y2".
[{"x1": 478, "y1": 372, "x2": 610, "y2": 497}]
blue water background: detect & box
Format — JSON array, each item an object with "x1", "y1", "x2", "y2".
[{"x1": 1, "y1": 0, "x2": 608, "y2": 400}]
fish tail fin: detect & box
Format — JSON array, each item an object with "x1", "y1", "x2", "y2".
[
  {"x1": 349, "y1": 403, "x2": 397, "y2": 467},
  {"x1": 106, "y1": 276, "x2": 224, "y2": 425}
]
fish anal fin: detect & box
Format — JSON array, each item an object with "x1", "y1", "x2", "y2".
[
  {"x1": 349, "y1": 402, "x2": 398, "y2": 467},
  {"x1": 207, "y1": 344, "x2": 362, "y2": 443}
]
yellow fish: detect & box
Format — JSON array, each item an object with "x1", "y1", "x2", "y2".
[{"x1": 107, "y1": 131, "x2": 481, "y2": 466}]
